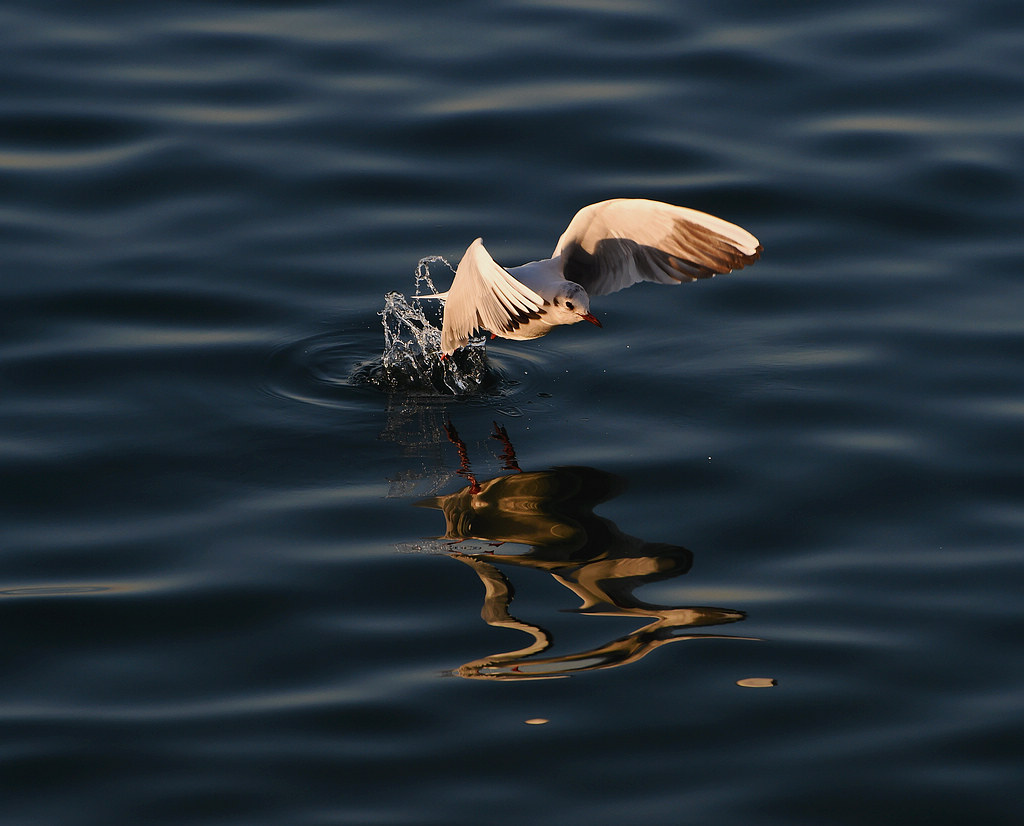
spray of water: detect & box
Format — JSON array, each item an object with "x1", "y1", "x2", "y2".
[{"x1": 372, "y1": 256, "x2": 489, "y2": 395}]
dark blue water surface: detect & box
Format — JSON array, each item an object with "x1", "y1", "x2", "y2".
[{"x1": 2, "y1": 1, "x2": 1023, "y2": 823}]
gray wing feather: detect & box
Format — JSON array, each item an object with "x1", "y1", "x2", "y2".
[{"x1": 552, "y1": 199, "x2": 762, "y2": 297}]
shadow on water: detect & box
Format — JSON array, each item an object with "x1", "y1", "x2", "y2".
[{"x1": 416, "y1": 422, "x2": 756, "y2": 681}]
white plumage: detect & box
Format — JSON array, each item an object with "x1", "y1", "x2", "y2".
[{"x1": 420, "y1": 198, "x2": 762, "y2": 355}]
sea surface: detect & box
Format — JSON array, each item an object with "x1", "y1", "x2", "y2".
[{"x1": 2, "y1": 1, "x2": 1023, "y2": 824}]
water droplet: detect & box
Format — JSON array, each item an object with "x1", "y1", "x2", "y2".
[{"x1": 368, "y1": 257, "x2": 491, "y2": 395}]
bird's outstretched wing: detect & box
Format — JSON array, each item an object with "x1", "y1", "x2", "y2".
[
  {"x1": 552, "y1": 199, "x2": 762, "y2": 297},
  {"x1": 440, "y1": 238, "x2": 544, "y2": 354}
]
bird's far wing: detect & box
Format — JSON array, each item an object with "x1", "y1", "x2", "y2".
[
  {"x1": 440, "y1": 238, "x2": 544, "y2": 354},
  {"x1": 552, "y1": 199, "x2": 762, "y2": 297}
]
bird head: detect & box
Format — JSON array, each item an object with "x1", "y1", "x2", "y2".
[{"x1": 551, "y1": 282, "x2": 602, "y2": 328}]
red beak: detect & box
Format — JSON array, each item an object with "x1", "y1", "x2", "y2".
[{"x1": 580, "y1": 312, "x2": 602, "y2": 328}]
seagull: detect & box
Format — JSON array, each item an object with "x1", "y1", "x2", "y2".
[{"x1": 418, "y1": 198, "x2": 762, "y2": 355}]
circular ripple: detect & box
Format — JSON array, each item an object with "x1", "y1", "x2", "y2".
[
  {"x1": 263, "y1": 328, "x2": 385, "y2": 411},
  {"x1": 266, "y1": 323, "x2": 561, "y2": 417}
]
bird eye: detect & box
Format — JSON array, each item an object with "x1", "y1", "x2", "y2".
[{"x1": 566, "y1": 301, "x2": 575, "y2": 310}]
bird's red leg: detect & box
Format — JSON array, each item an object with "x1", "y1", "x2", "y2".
[
  {"x1": 444, "y1": 421, "x2": 481, "y2": 493},
  {"x1": 490, "y1": 421, "x2": 522, "y2": 473}
]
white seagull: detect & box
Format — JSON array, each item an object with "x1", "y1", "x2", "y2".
[{"x1": 420, "y1": 198, "x2": 762, "y2": 355}]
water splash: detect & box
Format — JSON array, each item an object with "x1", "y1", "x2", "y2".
[{"x1": 370, "y1": 256, "x2": 490, "y2": 395}]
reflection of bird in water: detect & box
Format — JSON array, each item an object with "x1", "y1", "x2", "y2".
[{"x1": 416, "y1": 422, "x2": 755, "y2": 680}]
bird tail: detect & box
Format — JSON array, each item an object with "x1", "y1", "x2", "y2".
[{"x1": 414, "y1": 292, "x2": 448, "y2": 301}]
